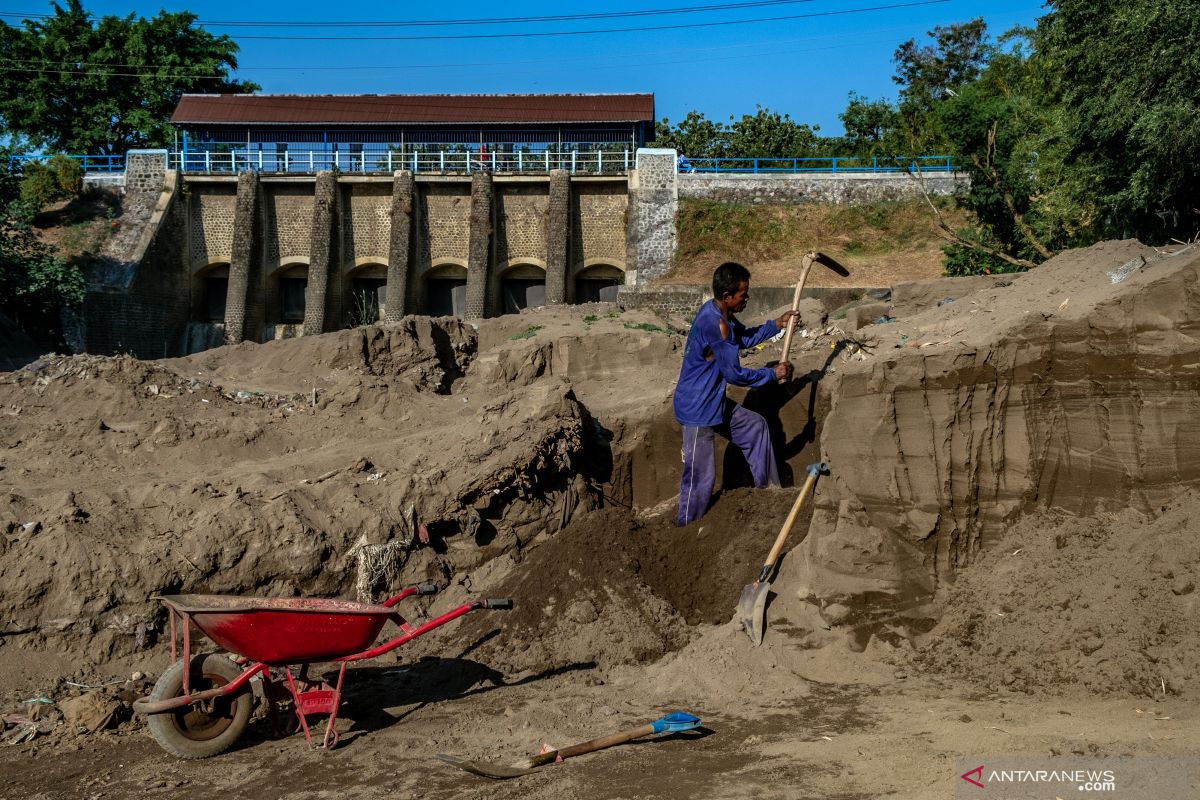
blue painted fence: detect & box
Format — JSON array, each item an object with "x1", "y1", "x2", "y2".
[
  {"x1": 7, "y1": 154, "x2": 125, "y2": 173},
  {"x1": 680, "y1": 155, "x2": 957, "y2": 174}
]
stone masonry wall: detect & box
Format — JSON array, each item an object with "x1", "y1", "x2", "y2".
[
  {"x1": 342, "y1": 181, "x2": 392, "y2": 264},
  {"x1": 465, "y1": 173, "x2": 493, "y2": 320},
  {"x1": 496, "y1": 183, "x2": 549, "y2": 269},
  {"x1": 83, "y1": 173, "x2": 189, "y2": 357},
  {"x1": 385, "y1": 171, "x2": 414, "y2": 321},
  {"x1": 189, "y1": 185, "x2": 237, "y2": 268},
  {"x1": 572, "y1": 181, "x2": 628, "y2": 276},
  {"x1": 420, "y1": 183, "x2": 471, "y2": 268},
  {"x1": 123, "y1": 150, "x2": 168, "y2": 194},
  {"x1": 223, "y1": 172, "x2": 261, "y2": 344},
  {"x1": 304, "y1": 171, "x2": 338, "y2": 335},
  {"x1": 678, "y1": 172, "x2": 968, "y2": 205},
  {"x1": 628, "y1": 149, "x2": 678, "y2": 285},
  {"x1": 263, "y1": 184, "x2": 315, "y2": 266},
  {"x1": 544, "y1": 171, "x2": 569, "y2": 304}
]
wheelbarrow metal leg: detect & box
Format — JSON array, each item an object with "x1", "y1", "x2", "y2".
[{"x1": 284, "y1": 664, "x2": 347, "y2": 749}]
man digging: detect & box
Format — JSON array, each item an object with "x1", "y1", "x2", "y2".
[{"x1": 673, "y1": 262, "x2": 796, "y2": 526}]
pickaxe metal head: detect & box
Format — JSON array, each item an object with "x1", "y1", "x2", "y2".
[{"x1": 808, "y1": 251, "x2": 850, "y2": 277}]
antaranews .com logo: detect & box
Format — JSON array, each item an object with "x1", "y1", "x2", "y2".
[
  {"x1": 954, "y1": 757, "x2": 1200, "y2": 799},
  {"x1": 960, "y1": 764, "x2": 1115, "y2": 792}
]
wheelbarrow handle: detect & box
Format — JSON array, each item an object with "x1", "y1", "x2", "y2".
[
  {"x1": 382, "y1": 583, "x2": 440, "y2": 608},
  {"x1": 482, "y1": 598, "x2": 514, "y2": 610}
]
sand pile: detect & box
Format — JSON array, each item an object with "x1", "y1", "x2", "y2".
[
  {"x1": 0, "y1": 315, "x2": 629, "y2": 665},
  {"x1": 426, "y1": 488, "x2": 805, "y2": 674},
  {"x1": 913, "y1": 490, "x2": 1200, "y2": 698},
  {"x1": 787, "y1": 241, "x2": 1200, "y2": 625}
]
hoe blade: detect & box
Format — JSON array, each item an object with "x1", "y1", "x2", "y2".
[
  {"x1": 814, "y1": 251, "x2": 851, "y2": 277},
  {"x1": 737, "y1": 580, "x2": 771, "y2": 646}
]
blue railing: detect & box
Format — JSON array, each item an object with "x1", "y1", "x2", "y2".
[
  {"x1": 169, "y1": 148, "x2": 633, "y2": 175},
  {"x1": 7, "y1": 154, "x2": 125, "y2": 173},
  {"x1": 681, "y1": 156, "x2": 957, "y2": 174}
]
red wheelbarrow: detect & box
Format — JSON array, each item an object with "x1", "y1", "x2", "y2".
[{"x1": 133, "y1": 585, "x2": 512, "y2": 759}]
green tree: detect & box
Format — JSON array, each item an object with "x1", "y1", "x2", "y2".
[
  {"x1": 892, "y1": 18, "x2": 990, "y2": 154},
  {"x1": 1035, "y1": 0, "x2": 1200, "y2": 242},
  {"x1": 652, "y1": 111, "x2": 728, "y2": 158},
  {"x1": 0, "y1": 162, "x2": 84, "y2": 344},
  {"x1": 839, "y1": 93, "x2": 901, "y2": 158},
  {"x1": 0, "y1": 0, "x2": 257, "y2": 154},
  {"x1": 726, "y1": 106, "x2": 824, "y2": 159}
]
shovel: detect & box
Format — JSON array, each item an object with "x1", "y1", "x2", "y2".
[
  {"x1": 436, "y1": 711, "x2": 702, "y2": 780},
  {"x1": 778, "y1": 251, "x2": 850, "y2": 377},
  {"x1": 738, "y1": 462, "x2": 828, "y2": 645}
]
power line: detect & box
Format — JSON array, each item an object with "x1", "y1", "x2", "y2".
[
  {"x1": 0, "y1": 18, "x2": 942, "y2": 73},
  {"x1": 232, "y1": 1, "x2": 953, "y2": 41},
  {"x1": 0, "y1": 33, "x2": 900, "y2": 80},
  {"x1": 0, "y1": 1, "x2": 952, "y2": 41},
  {"x1": 0, "y1": 1, "x2": 836, "y2": 28}
]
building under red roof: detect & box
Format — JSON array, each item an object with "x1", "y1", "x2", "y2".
[{"x1": 172, "y1": 93, "x2": 655, "y2": 126}]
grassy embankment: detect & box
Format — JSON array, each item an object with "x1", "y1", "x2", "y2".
[{"x1": 666, "y1": 198, "x2": 969, "y2": 288}]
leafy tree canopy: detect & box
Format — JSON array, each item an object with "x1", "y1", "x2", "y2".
[
  {"x1": 0, "y1": 0, "x2": 258, "y2": 154},
  {"x1": 653, "y1": 106, "x2": 838, "y2": 159}
]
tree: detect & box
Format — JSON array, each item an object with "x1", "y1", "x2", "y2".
[
  {"x1": 0, "y1": 0, "x2": 258, "y2": 154},
  {"x1": 726, "y1": 106, "x2": 825, "y2": 159},
  {"x1": 839, "y1": 93, "x2": 901, "y2": 158},
  {"x1": 892, "y1": 18, "x2": 990, "y2": 154},
  {"x1": 1035, "y1": 0, "x2": 1200, "y2": 242},
  {"x1": 652, "y1": 111, "x2": 728, "y2": 158},
  {"x1": 0, "y1": 162, "x2": 84, "y2": 344}
]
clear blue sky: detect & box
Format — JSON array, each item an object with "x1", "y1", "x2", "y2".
[{"x1": 32, "y1": 0, "x2": 1046, "y2": 134}]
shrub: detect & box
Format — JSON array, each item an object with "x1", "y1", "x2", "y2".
[
  {"x1": 18, "y1": 161, "x2": 62, "y2": 209},
  {"x1": 48, "y1": 154, "x2": 82, "y2": 196}
]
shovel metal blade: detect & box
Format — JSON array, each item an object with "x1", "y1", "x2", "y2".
[
  {"x1": 737, "y1": 580, "x2": 771, "y2": 646},
  {"x1": 435, "y1": 753, "x2": 539, "y2": 780}
]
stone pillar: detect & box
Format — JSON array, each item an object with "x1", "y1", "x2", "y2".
[
  {"x1": 464, "y1": 172, "x2": 492, "y2": 320},
  {"x1": 385, "y1": 170, "x2": 414, "y2": 321},
  {"x1": 628, "y1": 148, "x2": 678, "y2": 285},
  {"x1": 545, "y1": 169, "x2": 570, "y2": 305},
  {"x1": 224, "y1": 171, "x2": 260, "y2": 345},
  {"x1": 303, "y1": 171, "x2": 337, "y2": 336}
]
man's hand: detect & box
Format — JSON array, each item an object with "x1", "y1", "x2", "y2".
[
  {"x1": 775, "y1": 310, "x2": 800, "y2": 329},
  {"x1": 773, "y1": 361, "x2": 794, "y2": 383}
]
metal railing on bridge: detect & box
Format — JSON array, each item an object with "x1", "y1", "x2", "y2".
[
  {"x1": 169, "y1": 148, "x2": 634, "y2": 175},
  {"x1": 7, "y1": 153, "x2": 125, "y2": 173},
  {"x1": 679, "y1": 155, "x2": 957, "y2": 174}
]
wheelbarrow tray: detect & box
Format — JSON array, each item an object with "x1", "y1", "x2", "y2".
[{"x1": 159, "y1": 594, "x2": 394, "y2": 665}]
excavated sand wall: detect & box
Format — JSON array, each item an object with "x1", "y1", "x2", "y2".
[{"x1": 791, "y1": 242, "x2": 1200, "y2": 618}]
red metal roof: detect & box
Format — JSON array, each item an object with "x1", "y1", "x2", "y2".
[{"x1": 172, "y1": 93, "x2": 655, "y2": 126}]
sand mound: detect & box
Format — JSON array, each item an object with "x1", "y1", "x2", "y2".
[
  {"x1": 792, "y1": 241, "x2": 1200, "y2": 624},
  {"x1": 0, "y1": 318, "x2": 601, "y2": 665},
  {"x1": 913, "y1": 490, "x2": 1200, "y2": 698},
  {"x1": 431, "y1": 488, "x2": 806, "y2": 674}
]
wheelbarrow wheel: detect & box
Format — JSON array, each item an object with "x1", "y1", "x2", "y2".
[{"x1": 147, "y1": 654, "x2": 253, "y2": 759}]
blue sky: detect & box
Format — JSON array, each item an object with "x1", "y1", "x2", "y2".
[{"x1": 23, "y1": 0, "x2": 1046, "y2": 134}]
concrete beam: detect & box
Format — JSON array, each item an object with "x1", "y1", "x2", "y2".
[
  {"x1": 464, "y1": 173, "x2": 492, "y2": 320},
  {"x1": 545, "y1": 169, "x2": 570, "y2": 305},
  {"x1": 303, "y1": 171, "x2": 338, "y2": 336}
]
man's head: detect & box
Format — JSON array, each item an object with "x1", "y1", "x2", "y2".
[{"x1": 712, "y1": 262, "x2": 751, "y2": 313}]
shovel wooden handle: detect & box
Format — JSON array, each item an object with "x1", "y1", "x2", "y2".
[
  {"x1": 758, "y1": 468, "x2": 821, "y2": 580},
  {"x1": 529, "y1": 723, "x2": 656, "y2": 767},
  {"x1": 779, "y1": 251, "x2": 816, "y2": 366}
]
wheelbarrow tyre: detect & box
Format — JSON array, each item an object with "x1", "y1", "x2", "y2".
[{"x1": 147, "y1": 654, "x2": 253, "y2": 759}]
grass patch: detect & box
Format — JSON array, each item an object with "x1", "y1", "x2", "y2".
[
  {"x1": 582, "y1": 314, "x2": 599, "y2": 323},
  {"x1": 669, "y1": 197, "x2": 971, "y2": 286},
  {"x1": 509, "y1": 325, "x2": 544, "y2": 340},
  {"x1": 623, "y1": 321, "x2": 674, "y2": 335}
]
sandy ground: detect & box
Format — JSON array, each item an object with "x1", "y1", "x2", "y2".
[{"x1": 4, "y1": 245, "x2": 1200, "y2": 798}]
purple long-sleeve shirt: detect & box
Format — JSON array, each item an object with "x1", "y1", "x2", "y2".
[{"x1": 672, "y1": 300, "x2": 779, "y2": 427}]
